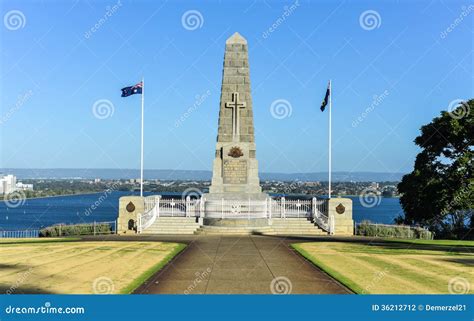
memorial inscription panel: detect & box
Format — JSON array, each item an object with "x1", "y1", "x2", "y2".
[{"x1": 223, "y1": 159, "x2": 247, "y2": 184}]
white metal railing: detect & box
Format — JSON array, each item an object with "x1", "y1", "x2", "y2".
[
  {"x1": 204, "y1": 198, "x2": 268, "y2": 219},
  {"x1": 267, "y1": 197, "x2": 313, "y2": 219},
  {"x1": 282, "y1": 198, "x2": 312, "y2": 218},
  {"x1": 136, "y1": 195, "x2": 333, "y2": 234},
  {"x1": 138, "y1": 196, "x2": 202, "y2": 233},
  {"x1": 312, "y1": 197, "x2": 333, "y2": 234},
  {"x1": 0, "y1": 229, "x2": 39, "y2": 238},
  {"x1": 159, "y1": 198, "x2": 186, "y2": 217},
  {"x1": 138, "y1": 195, "x2": 161, "y2": 233}
]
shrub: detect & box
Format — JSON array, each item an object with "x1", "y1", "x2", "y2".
[
  {"x1": 39, "y1": 222, "x2": 112, "y2": 237},
  {"x1": 356, "y1": 221, "x2": 432, "y2": 240}
]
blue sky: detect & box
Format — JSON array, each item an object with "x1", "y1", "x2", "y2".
[{"x1": 1, "y1": 0, "x2": 472, "y2": 174}]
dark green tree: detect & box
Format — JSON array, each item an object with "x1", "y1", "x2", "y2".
[{"x1": 398, "y1": 99, "x2": 473, "y2": 239}]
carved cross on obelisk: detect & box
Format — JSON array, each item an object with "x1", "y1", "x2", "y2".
[{"x1": 225, "y1": 92, "x2": 246, "y2": 141}]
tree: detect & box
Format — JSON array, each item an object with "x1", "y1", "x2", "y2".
[{"x1": 398, "y1": 99, "x2": 473, "y2": 239}]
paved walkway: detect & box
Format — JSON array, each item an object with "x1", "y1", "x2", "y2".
[{"x1": 133, "y1": 235, "x2": 351, "y2": 294}]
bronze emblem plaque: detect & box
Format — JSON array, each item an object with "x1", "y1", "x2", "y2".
[
  {"x1": 126, "y1": 201, "x2": 136, "y2": 213},
  {"x1": 228, "y1": 146, "x2": 244, "y2": 158},
  {"x1": 336, "y1": 203, "x2": 345, "y2": 214}
]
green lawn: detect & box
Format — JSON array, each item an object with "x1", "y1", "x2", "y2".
[
  {"x1": 385, "y1": 239, "x2": 474, "y2": 247},
  {"x1": 0, "y1": 238, "x2": 185, "y2": 294},
  {"x1": 293, "y1": 239, "x2": 474, "y2": 294}
]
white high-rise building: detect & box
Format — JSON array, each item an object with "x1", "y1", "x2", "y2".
[{"x1": 0, "y1": 174, "x2": 18, "y2": 194}]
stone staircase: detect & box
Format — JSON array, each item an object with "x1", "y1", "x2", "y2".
[
  {"x1": 195, "y1": 218, "x2": 328, "y2": 236},
  {"x1": 141, "y1": 217, "x2": 328, "y2": 236},
  {"x1": 268, "y1": 218, "x2": 328, "y2": 236},
  {"x1": 141, "y1": 217, "x2": 201, "y2": 235}
]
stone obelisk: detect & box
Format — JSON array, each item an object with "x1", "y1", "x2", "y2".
[{"x1": 208, "y1": 32, "x2": 266, "y2": 199}]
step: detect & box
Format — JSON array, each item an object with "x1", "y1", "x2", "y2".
[
  {"x1": 271, "y1": 218, "x2": 313, "y2": 221},
  {"x1": 150, "y1": 223, "x2": 201, "y2": 227},
  {"x1": 198, "y1": 228, "x2": 270, "y2": 233},
  {"x1": 146, "y1": 225, "x2": 200, "y2": 229},
  {"x1": 154, "y1": 217, "x2": 198, "y2": 220},
  {"x1": 149, "y1": 221, "x2": 199, "y2": 225},
  {"x1": 270, "y1": 226, "x2": 319, "y2": 230},
  {"x1": 143, "y1": 228, "x2": 200, "y2": 233},
  {"x1": 142, "y1": 230, "x2": 197, "y2": 235},
  {"x1": 271, "y1": 226, "x2": 324, "y2": 230},
  {"x1": 145, "y1": 226, "x2": 199, "y2": 229},
  {"x1": 271, "y1": 219, "x2": 313, "y2": 222},
  {"x1": 195, "y1": 230, "x2": 327, "y2": 236},
  {"x1": 194, "y1": 225, "x2": 326, "y2": 235},
  {"x1": 271, "y1": 224, "x2": 317, "y2": 227},
  {"x1": 265, "y1": 232, "x2": 328, "y2": 236}
]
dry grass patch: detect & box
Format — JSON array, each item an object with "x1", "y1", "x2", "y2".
[
  {"x1": 293, "y1": 240, "x2": 474, "y2": 294},
  {"x1": 0, "y1": 239, "x2": 184, "y2": 294}
]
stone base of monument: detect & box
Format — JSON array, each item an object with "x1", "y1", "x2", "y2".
[{"x1": 201, "y1": 193, "x2": 270, "y2": 226}]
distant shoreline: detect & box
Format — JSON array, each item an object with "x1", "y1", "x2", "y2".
[
  {"x1": 0, "y1": 168, "x2": 406, "y2": 182},
  {"x1": 1, "y1": 192, "x2": 401, "y2": 202},
  {"x1": 1, "y1": 192, "x2": 104, "y2": 202}
]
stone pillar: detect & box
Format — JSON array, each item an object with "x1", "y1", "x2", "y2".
[
  {"x1": 328, "y1": 198, "x2": 354, "y2": 235},
  {"x1": 208, "y1": 32, "x2": 265, "y2": 199},
  {"x1": 117, "y1": 196, "x2": 145, "y2": 234}
]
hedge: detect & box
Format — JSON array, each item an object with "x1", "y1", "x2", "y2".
[
  {"x1": 355, "y1": 221, "x2": 433, "y2": 240},
  {"x1": 39, "y1": 222, "x2": 113, "y2": 237}
]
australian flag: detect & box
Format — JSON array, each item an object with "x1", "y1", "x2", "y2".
[
  {"x1": 320, "y1": 81, "x2": 330, "y2": 112},
  {"x1": 121, "y1": 82, "x2": 143, "y2": 97}
]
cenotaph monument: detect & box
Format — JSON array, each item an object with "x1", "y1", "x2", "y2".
[
  {"x1": 206, "y1": 32, "x2": 267, "y2": 200},
  {"x1": 116, "y1": 32, "x2": 354, "y2": 235}
]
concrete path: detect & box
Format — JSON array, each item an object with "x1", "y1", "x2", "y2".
[{"x1": 133, "y1": 235, "x2": 351, "y2": 294}]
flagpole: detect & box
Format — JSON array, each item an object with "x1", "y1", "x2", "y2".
[
  {"x1": 140, "y1": 78, "x2": 144, "y2": 197},
  {"x1": 328, "y1": 79, "x2": 332, "y2": 199}
]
